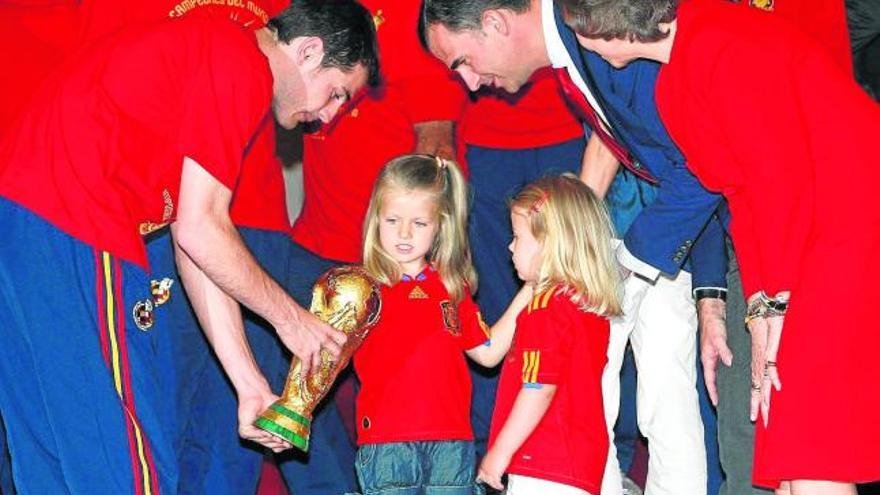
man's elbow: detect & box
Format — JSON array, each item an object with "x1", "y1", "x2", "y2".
[{"x1": 171, "y1": 212, "x2": 211, "y2": 261}]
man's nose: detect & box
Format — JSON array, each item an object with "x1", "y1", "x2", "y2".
[
  {"x1": 457, "y1": 68, "x2": 483, "y2": 92},
  {"x1": 319, "y1": 99, "x2": 344, "y2": 123}
]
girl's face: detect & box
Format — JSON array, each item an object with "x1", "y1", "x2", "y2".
[
  {"x1": 509, "y1": 208, "x2": 542, "y2": 283},
  {"x1": 378, "y1": 187, "x2": 439, "y2": 277}
]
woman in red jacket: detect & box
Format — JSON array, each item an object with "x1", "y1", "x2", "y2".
[{"x1": 561, "y1": 0, "x2": 880, "y2": 494}]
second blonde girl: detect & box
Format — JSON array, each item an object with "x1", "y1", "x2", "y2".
[{"x1": 478, "y1": 174, "x2": 621, "y2": 495}]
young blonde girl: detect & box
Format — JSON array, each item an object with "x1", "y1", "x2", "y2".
[
  {"x1": 477, "y1": 174, "x2": 621, "y2": 495},
  {"x1": 355, "y1": 154, "x2": 531, "y2": 495}
]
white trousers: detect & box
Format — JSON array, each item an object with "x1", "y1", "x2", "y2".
[
  {"x1": 506, "y1": 474, "x2": 592, "y2": 495},
  {"x1": 600, "y1": 271, "x2": 706, "y2": 495}
]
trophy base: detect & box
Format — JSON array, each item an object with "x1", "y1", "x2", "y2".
[{"x1": 253, "y1": 403, "x2": 311, "y2": 452}]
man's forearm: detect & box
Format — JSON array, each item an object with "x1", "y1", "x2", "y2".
[
  {"x1": 413, "y1": 120, "x2": 455, "y2": 159},
  {"x1": 172, "y1": 228, "x2": 269, "y2": 395},
  {"x1": 580, "y1": 132, "x2": 619, "y2": 199},
  {"x1": 175, "y1": 157, "x2": 303, "y2": 331}
]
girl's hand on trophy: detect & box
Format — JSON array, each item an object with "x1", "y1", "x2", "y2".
[
  {"x1": 238, "y1": 386, "x2": 293, "y2": 452},
  {"x1": 279, "y1": 308, "x2": 347, "y2": 376}
]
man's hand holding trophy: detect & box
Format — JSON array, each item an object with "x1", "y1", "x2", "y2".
[{"x1": 254, "y1": 265, "x2": 382, "y2": 451}]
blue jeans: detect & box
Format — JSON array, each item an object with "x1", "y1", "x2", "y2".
[
  {"x1": 465, "y1": 138, "x2": 585, "y2": 458},
  {"x1": 356, "y1": 440, "x2": 478, "y2": 495}
]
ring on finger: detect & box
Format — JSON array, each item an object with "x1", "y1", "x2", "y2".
[
  {"x1": 766, "y1": 360, "x2": 777, "y2": 368},
  {"x1": 751, "y1": 382, "x2": 761, "y2": 393}
]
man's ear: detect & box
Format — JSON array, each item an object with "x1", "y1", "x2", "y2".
[
  {"x1": 294, "y1": 36, "x2": 326, "y2": 70},
  {"x1": 481, "y1": 9, "x2": 511, "y2": 37}
]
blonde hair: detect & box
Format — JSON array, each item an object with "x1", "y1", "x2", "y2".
[
  {"x1": 511, "y1": 174, "x2": 622, "y2": 316},
  {"x1": 362, "y1": 154, "x2": 476, "y2": 302}
]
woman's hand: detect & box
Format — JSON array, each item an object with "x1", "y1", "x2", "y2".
[{"x1": 748, "y1": 313, "x2": 784, "y2": 427}]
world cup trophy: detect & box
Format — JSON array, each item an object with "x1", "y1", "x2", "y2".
[{"x1": 254, "y1": 265, "x2": 381, "y2": 451}]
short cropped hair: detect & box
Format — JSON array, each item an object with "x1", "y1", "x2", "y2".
[
  {"x1": 559, "y1": 0, "x2": 678, "y2": 42},
  {"x1": 418, "y1": 0, "x2": 531, "y2": 49},
  {"x1": 269, "y1": 0, "x2": 380, "y2": 87}
]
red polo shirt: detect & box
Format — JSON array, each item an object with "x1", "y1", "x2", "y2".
[
  {"x1": 458, "y1": 67, "x2": 583, "y2": 150},
  {"x1": 290, "y1": 0, "x2": 466, "y2": 263},
  {"x1": 489, "y1": 287, "x2": 610, "y2": 494},
  {"x1": 0, "y1": 17, "x2": 272, "y2": 267},
  {"x1": 354, "y1": 267, "x2": 489, "y2": 445}
]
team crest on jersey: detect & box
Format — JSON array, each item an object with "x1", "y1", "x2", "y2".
[
  {"x1": 749, "y1": 0, "x2": 773, "y2": 11},
  {"x1": 439, "y1": 300, "x2": 460, "y2": 336}
]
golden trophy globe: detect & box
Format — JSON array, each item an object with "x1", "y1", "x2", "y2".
[{"x1": 254, "y1": 265, "x2": 381, "y2": 451}]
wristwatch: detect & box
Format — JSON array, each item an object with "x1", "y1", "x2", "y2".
[{"x1": 694, "y1": 288, "x2": 727, "y2": 302}]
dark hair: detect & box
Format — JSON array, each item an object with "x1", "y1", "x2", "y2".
[
  {"x1": 418, "y1": 0, "x2": 531, "y2": 49},
  {"x1": 559, "y1": 0, "x2": 678, "y2": 42},
  {"x1": 268, "y1": 0, "x2": 380, "y2": 87}
]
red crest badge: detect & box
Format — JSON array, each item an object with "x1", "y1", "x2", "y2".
[{"x1": 439, "y1": 300, "x2": 460, "y2": 336}]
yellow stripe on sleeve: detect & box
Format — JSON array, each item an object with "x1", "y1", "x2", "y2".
[{"x1": 540, "y1": 288, "x2": 554, "y2": 308}]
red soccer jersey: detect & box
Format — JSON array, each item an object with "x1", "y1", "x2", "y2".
[
  {"x1": 0, "y1": 17, "x2": 272, "y2": 268},
  {"x1": 0, "y1": 1, "x2": 80, "y2": 137},
  {"x1": 458, "y1": 67, "x2": 583, "y2": 150},
  {"x1": 489, "y1": 287, "x2": 610, "y2": 494},
  {"x1": 354, "y1": 266, "x2": 489, "y2": 445},
  {"x1": 77, "y1": 0, "x2": 292, "y2": 233},
  {"x1": 290, "y1": 0, "x2": 465, "y2": 263}
]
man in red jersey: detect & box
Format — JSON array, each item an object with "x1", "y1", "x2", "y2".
[
  {"x1": 74, "y1": 0, "x2": 372, "y2": 492},
  {"x1": 0, "y1": 3, "x2": 378, "y2": 494}
]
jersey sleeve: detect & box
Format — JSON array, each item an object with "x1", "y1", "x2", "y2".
[
  {"x1": 457, "y1": 288, "x2": 491, "y2": 350},
  {"x1": 515, "y1": 291, "x2": 574, "y2": 386},
  {"x1": 176, "y1": 21, "x2": 272, "y2": 191}
]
